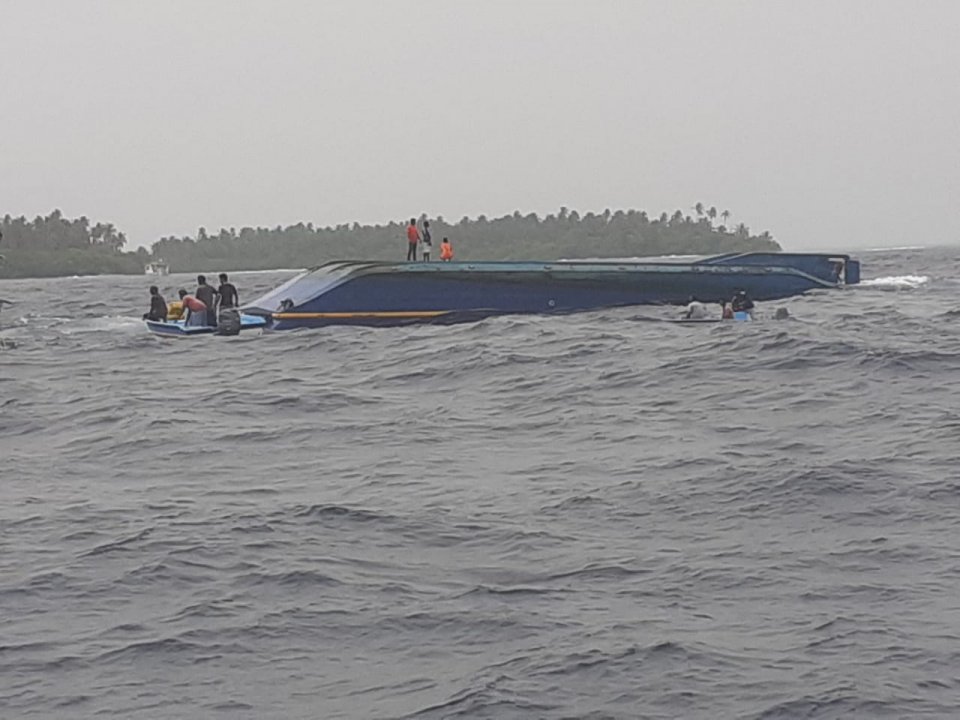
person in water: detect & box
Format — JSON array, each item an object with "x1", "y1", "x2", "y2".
[
  {"x1": 439, "y1": 237, "x2": 453, "y2": 261},
  {"x1": 683, "y1": 296, "x2": 709, "y2": 320},
  {"x1": 178, "y1": 289, "x2": 208, "y2": 327},
  {"x1": 195, "y1": 275, "x2": 218, "y2": 326},
  {"x1": 731, "y1": 289, "x2": 755, "y2": 317},
  {"x1": 832, "y1": 260, "x2": 845, "y2": 283},
  {"x1": 142, "y1": 286, "x2": 168, "y2": 321},
  {"x1": 421, "y1": 220, "x2": 432, "y2": 261},
  {"x1": 218, "y1": 273, "x2": 239, "y2": 310},
  {"x1": 406, "y1": 218, "x2": 420, "y2": 261}
]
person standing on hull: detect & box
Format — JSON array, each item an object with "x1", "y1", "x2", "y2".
[
  {"x1": 178, "y1": 289, "x2": 208, "y2": 327},
  {"x1": 439, "y1": 237, "x2": 453, "y2": 262},
  {"x1": 195, "y1": 275, "x2": 218, "y2": 326},
  {"x1": 143, "y1": 286, "x2": 168, "y2": 321},
  {"x1": 406, "y1": 218, "x2": 420, "y2": 261},
  {"x1": 421, "y1": 220, "x2": 432, "y2": 261}
]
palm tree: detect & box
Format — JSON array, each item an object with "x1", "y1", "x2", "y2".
[
  {"x1": 708, "y1": 206, "x2": 718, "y2": 226},
  {"x1": 694, "y1": 202, "x2": 705, "y2": 219},
  {"x1": 721, "y1": 209, "x2": 731, "y2": 226}
]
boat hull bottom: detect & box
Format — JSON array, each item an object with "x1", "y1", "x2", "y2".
[{"x1": 146, "y1": 314, "x2": 268, "y2": 338}]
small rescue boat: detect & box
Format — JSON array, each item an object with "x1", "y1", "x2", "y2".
[{"x1": 145, "y1": 313, "x2": 268, "y2": 338}]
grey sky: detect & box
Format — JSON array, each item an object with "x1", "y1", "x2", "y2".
[{"x1": 2, "y1": 0, "x2": 958, "y2": 250}]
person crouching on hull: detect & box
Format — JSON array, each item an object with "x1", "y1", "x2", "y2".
[{"x1": 439, "y1": 237, "x2": 453, "y2": 261}]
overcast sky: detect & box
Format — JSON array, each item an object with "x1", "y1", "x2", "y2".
[{"x1": 2, "y1": 0, "x2": 958, "y2": 251}]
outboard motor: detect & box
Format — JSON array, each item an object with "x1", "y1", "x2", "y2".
[{"x1": 216, "y1": 308, "x2": 242, "y2": 336}]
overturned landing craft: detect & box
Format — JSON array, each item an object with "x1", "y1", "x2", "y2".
[{"x1": 237, "y1": 252, "x2": 859, "y2": 330}]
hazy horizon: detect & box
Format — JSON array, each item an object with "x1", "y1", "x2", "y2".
[{"x1": 2, "y1": 0, "x2": 958, "y2": 252}]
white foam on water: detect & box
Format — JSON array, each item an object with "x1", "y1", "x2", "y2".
[
  {"x1": 559, "y1": 254, "x2": 703, "y2": 263},
  {"x1": 60, "y1": 315, "x2": 145, "y2": 335},
  {"x1": 860, "y1": 275, "x2": 930, "y2": 288},
  {"x1": 860, "y1": 245, "x2": 927, "y2": 252}
]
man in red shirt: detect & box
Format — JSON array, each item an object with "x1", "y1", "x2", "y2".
[
  {"x1": 406, "y1": 218, "x2": 420, "y2": 261},
  {"x1": 177, "y1": 289, "x2": 208, "y2": 327}
]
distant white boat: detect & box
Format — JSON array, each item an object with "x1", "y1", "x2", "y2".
[{"x1": 144, "y1": 260, "x2": 170, "y2": 276}]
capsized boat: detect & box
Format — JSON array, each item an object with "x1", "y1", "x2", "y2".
[
  {"x1": 145, "y1": 313, "x2": 267, "y2": 338},
  {"x1": 240, "y1": 252, "x2": 859, "y2": 330}
]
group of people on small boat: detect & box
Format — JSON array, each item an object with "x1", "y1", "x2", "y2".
[
  {"x1": 683, "y1": 289, "x2": 762, "y2": 321},
  {"x1": 143, "y1": 273, "x2": 239, "y2": 327},
  {"x1": 406, "y1": 219, "x2": 453, "y2": 262}
]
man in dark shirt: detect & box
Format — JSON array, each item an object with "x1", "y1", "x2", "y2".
[
  {"x1": 218, "y1": 273, "x2": 239, "y2": 309},
  {"x1": 195, "y1": 275, "x2": 218, "y2": 326},
  {"x1": 142, "y1": 286, "x2": 167, "y2": 321}
]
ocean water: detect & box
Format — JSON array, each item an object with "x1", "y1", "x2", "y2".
[{"x1": 1, "y1": 247, "x2": 960, "y2": 719}]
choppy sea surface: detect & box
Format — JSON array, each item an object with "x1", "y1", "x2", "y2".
[{"x1": 2, "y1": 247, "x2": 960, "y2": 719}]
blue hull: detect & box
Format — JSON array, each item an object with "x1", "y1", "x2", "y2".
[
  {"x1": 243, "y1": 253, "x2": 858, "y2": 330},
  {"x1": 145, "y1": 314, "x2": 267, "y2": 337}
]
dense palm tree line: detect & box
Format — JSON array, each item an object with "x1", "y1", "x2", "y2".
[
  {"x1": 1, "y1": 206, "x2": 780, "y2": 278},
  {"x1": 0, "y1": 210, "x2": 148, "y2": 277}
]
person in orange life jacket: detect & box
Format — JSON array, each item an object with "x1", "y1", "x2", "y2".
[
  {"x1": 178, "y1": 288, "x2": 208, "y2": 327},
  {"x1": 439, "y1": 237, "x2": 453, "y2": 261},
  {"x1": 406, "y1": 218, "x2": 420, "y2": 261}
]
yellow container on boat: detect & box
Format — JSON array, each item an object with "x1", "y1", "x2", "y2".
[{"x1": 167, "y1": 301, "x2": 184, "y2": 320}]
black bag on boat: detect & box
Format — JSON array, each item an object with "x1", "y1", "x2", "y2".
[{"x1": 217, "y1": 308, "x2": 241, "y2": 336}]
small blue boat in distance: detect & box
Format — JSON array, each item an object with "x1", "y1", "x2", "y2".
[{"x1": 238, "y1": 251, "x2": 859, "y2": 330}]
